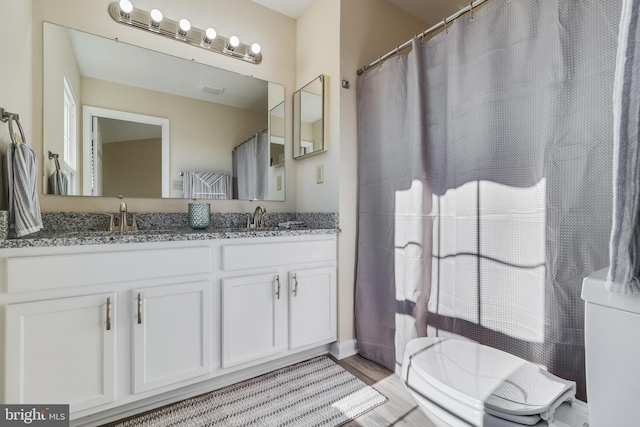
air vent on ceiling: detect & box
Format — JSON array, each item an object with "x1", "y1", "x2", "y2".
[{"x1": 200, "y1": 84, "x2": 225, "y2": 95}]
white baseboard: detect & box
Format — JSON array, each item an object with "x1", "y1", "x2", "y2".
[{"x1": 329, "y1": 339, "x2": 358, "y2": 360}]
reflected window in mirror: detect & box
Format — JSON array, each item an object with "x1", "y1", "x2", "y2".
[
  {"x1": 42, "y1": 22, "x2": 285, "y2": 201},
  {"x1": 61, "y1": 76, "x2": 78, "y2": 195},
  {"x1": 293, "y1": 75, "x2": 326, "y2": 159}
]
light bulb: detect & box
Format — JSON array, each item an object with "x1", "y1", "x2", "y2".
[
  {"x1": 251, "y1": 43, "x2": 261, "y2": 55},
  {"x1": 229, "y1": 36, "x2": 240, "y2": 48},
  {"x1": 150, "y1": 9, "x2": 163, "y2": 23},
  {"x1": 179, "y1": 19, "x2": 191, "y2": 32},
  {"x1": 119, "y1": 0, "x2": 133, "y2": 13},
  {"x1": 205, "y1": 28, "x2": 217, "y2": 41}
]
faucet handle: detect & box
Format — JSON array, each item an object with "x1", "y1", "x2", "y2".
[
  {"x1": 106, "y1": 214, "x2": 115, "y2": 231},
  {"x1": 130, "y1": 215, "x2": 138, "y2": 231}
]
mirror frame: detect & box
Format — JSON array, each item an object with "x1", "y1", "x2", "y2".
[{"x1": 293, "y1": 75, "x2": 327, "y2": 160}]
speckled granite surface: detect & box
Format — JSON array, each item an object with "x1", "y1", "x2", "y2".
[{"x1": 0, "y1": 211, "x2": 339, "y2": 249}]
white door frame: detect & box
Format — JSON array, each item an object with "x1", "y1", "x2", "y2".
[{"x1": 82, "y1": 106, "x2": 170, "y2": 197}]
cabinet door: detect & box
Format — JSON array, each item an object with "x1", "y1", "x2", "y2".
[
  {"x1": 133, "y1": 281, "x2": 212, "y2": 393},
  {"x1": 289, "y1": 267, "x2": 336, "y2": 349},
  {"x1": 221, "y1": 273, "x2": 284, "y2": 368},
  {"x1": 5, "y1": 293, "x2": 116, "y2": 413}
]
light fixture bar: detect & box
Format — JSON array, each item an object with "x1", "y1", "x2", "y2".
[{"x1": 108, "y1": 2, "x2": 262, "y2": 64}]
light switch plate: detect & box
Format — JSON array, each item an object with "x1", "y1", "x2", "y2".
[
  {"x1": 277, "y1": 175, "x2": 282, "y2": 190},
  {"x1": 172, "y1": 180, "x2": 183, "y2": 190},
  {"x1": 316, "y1": 165, "x2": 324, "y2": 184}
]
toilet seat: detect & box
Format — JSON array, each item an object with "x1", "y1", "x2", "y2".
[{"x1": 402, "y1": 338, "x2": 577, "y2": 426}]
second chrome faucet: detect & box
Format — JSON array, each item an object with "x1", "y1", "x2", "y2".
[{"x1": 247, "y1": 205, "x2": 266, "y2": 228}]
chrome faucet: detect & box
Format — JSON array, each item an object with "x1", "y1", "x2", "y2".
[
  {"x1": 107, "y1": 201, "x2": 138, "y2": 231},
  {"x1": 247, "y1": 205, "x2": 266, "y2": 228}
]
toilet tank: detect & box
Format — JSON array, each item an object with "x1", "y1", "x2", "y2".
[{"x1": 582, "y1": 267, "x2": 640, "y2": 427}]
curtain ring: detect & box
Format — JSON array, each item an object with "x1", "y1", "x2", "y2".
[
  {"x1": 378, "y1": 55, "x2": 383, "y2": 70},
  {"x1": 443, "y1": 17, "x2": 449, "y2": 35},
  {"x1": 396, "y1": 46, "x2": 401, "y2": 61},
  {"x1": 469, "y1": 1, "x2": 475, "y2": 21}
]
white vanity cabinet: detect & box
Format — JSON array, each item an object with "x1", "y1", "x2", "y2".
[
  {"x1": 221, "y1": 273, "x2": 285, "y2": 368},
  {"x1": 5, "y1": 293, "x2": 117, "y2": 413},
  {"x1": 0, "y1": 233, "x2": 337, "y2": 424},
  {"x1": 288, "y1": 267, "x2": 336, "y2": 350},
  {"x1": 132, "y1": 281, "x2": 212, "y2": 393},
  {"x1": 220, "y1": 237, "x2": 337, "y2": 369}
]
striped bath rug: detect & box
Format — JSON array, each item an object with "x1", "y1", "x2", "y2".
[{"x1": 112, "y1": 356, "x2": 387, "y2": 427}]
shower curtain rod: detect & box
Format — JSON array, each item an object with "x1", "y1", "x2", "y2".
[
  {"x1": 234, "y1": 126, "x2": 268, "y2": 149},
  {"x1": 357, "y1": 0, "x2": 491, "y2": 76}
]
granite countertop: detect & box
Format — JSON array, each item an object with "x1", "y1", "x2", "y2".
[
  {"x1": 0, "y1": 212, "x2": 340, "y2": 249},
  {"x1": 2, "y1": 227, "x2": 340, "y2": 249}
]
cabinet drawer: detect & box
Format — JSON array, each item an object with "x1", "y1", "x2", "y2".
[
  {"x1": 221, "y1": 239, "x2": 335, "y2": 271},
  {"x1": 6, "y1": 246, "x2": 212, "y2": 292}
]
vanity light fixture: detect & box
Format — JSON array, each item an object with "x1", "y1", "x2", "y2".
[
  {"x1": 108, "y1": 1, "x2": 262, "y2": 64},
  {"x1": 118, "y1": 0, "x2": 133, "y2": 20},
  {"x1": 226, "y1": 35, "x2": 240, "y2": 51},
  {"x1": 177, "y1": 18, "x2": 191, "y2": 39},
  {"x1": 149, "y1": 9, "x2": 163, "y2": 29},
  {"x1": 202, "y1": 28, "x2": 217, "y2": 46}
]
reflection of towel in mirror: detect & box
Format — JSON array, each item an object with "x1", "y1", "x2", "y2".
[
  {"x1": 182, "y1": 171, "x2": 232, "y2": 199},
  {"x1": 48, "y1": 170, "x2": 68, "y2": 195},
  {"x1": 4, "y1": 142, "x2": 43, "y2": 237}
]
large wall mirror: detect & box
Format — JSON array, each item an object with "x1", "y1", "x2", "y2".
[
  {"x1": 293, "y1": 75, "x2": 326, "y2": 159},
  {"x1": 43, "y1": 22, "x2": 285, "y2": 201}
]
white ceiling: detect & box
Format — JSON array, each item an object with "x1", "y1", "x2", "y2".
[
  {"x1": 251, "y1": 0, "x2": 315, "y2": 19},
  {"x1": 253, "y1": 0, "x2": 469, "y2": 25}
]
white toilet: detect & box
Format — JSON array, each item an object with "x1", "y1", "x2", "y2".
[{"x1": 402, "y1": 268, "x2": 640, "y2": 427}]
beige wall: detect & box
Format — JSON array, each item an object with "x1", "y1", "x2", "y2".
[
  {"x1": 295, "y1": 0, "x2": 427, "y2": 343},
  {"x1": 30, "y1": 0, "x2": 296, "y2": 213},
  {"x1": 295, "y1": 0, "x2": 340, "y2": 213},
  {"x1": 81, "y1": 77, "x2": 267, "y2": 198},
  {"x1": 0, "y1": 0, "x2": 32, "y2": 210},
  {"x1": 103, "y1": 138, "x2": 162, "y2": 198}
]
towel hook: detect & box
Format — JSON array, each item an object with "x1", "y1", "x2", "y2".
[{"x1": 48, "y1": 151, "x2": 62, "y2": 171}]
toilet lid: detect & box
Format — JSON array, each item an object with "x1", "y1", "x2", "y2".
[{"x1": 405, "y1": 338, "x2": 576, "y2": 423}]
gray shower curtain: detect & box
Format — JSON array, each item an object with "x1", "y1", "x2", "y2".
[
  {"x1": 356, "y1": 0, "x2": 620, "y2": 401},
  {"x1": 233, "y1": 132, "x2": 269, "y2": 200}
]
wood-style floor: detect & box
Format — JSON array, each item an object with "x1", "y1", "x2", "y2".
[{"x1": 333, "y1": 354, "x2": 436, "y2": 427}]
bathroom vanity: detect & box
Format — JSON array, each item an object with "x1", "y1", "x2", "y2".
[{"x1": 0, "y1": 218, "x2": 338, "y2": 425}]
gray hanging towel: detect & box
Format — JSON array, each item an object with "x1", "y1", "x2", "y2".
[
  {"x1": 5, "y1": 141, "x2": 43, "y2": 237},
  {"x1": 48, "y1": 170, "x2": 68, "y2": 195},
  {"x1": 607, "y1": 0, "x2": 640, "y2": 294}
]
